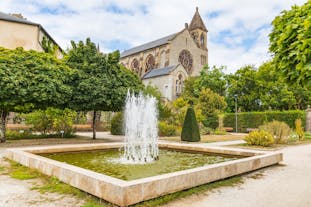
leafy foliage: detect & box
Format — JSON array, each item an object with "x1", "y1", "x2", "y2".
[
  {"x1": 259, "y1": 121, "x2": 292, "y2": 144},
  {"x1": 0, "y1": 47, "x2": 74, "y2": 142},
  {"x1": 244, "y1": 130, "x2": 274, "y2": 147},
  {"x1": 269, "y1": 0, "x2": 311, "y2": 87},
  {"x1": 65, "y1": 38, "x2": 143, "y2": 139},
  {"x1": 295, "y1": 119, "x2": 304, "y2": 140},
  {"x1": 23, "y1": 108, "x2": 77, "y2": 136},
  {"x1": 158, "y1": 121, "x2": 176, "y2": 136},
  {"x1": 66, "y1": 38, "x2": 143, "y2": 112},
  {"x1": 181, "y1": 107, "x2": 201, "y2": 142},
  {"x1": 224, "y1": 110, "x2": 305, "y2": 132},
  {"x1": 110, "y1": 112, "x2": 124, "y2": 135}
]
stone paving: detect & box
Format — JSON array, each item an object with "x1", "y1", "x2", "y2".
[{"x1": 161, "y1": 142, "x2": 311, "y2": 207}]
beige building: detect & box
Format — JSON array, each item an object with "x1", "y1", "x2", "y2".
[
  {"x1": 120, "y1": 7, "x2": 208, "y2": 101},
  {"x1": 0, "y1": 11, "x2": 63, "y2": 57}
]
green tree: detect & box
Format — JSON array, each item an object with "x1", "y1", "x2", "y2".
[
  {"x1": 66, "y1": 38, "x2": 143, "y2": 139},
  {"x1": 269, "y1": 0, "x2": 311, "y2": 87},
  {"x1": 226, "y1": 65, "x2": 260, "y2": 112},
  {"x1": 0, "y1": 47, "x2": 74, "y2": 142}
]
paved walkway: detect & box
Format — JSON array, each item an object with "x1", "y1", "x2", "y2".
[{"x1": 162, "y1": 143, "x2": 311, "y2": 207}]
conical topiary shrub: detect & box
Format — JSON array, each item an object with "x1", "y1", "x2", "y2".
[{"x1": 181, "y1": 107, "x2": 201, "y2": 142}]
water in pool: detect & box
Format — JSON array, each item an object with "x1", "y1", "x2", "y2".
[{"x1": 41, "y1": 149, "x2": 238, "y2": 180}]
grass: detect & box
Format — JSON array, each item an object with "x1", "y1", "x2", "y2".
[
  {"x1": 161, "y1": 134, "x2": 245, "y2": 143},
  {"x1": 8, "y1": 160, "x2": 41, "y2": 180},
  {"x1": 305, "y1": 132, "x2": 311, "y2": 140},
  {"x1": 5, "y1": 159, "x2": 244, "y2": 207}
]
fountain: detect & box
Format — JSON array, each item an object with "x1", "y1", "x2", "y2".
[
  {"x1": 122, "y1": 91, "x2": 158, "y2": 164},
  {"x1": 4, "y1": 92, "x2": 283, "y2": 206}
]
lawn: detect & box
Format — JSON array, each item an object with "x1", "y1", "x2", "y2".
[{"x1": 160, "y1": 133, "x2": 246, "y2": 143}]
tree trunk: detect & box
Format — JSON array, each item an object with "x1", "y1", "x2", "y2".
[
  {"x1": 0, "y1": 110, "x2": 8, "y2": 143},
  {"x1": 92, "y1": 111, "x2": 97, "y2": 140}
]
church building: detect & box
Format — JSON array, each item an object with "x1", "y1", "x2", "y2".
[{"x1": 120, "y1": 7, "x2": 208, "y2": 101}]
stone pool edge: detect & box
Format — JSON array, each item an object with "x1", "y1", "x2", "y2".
[{"x1": 5, "y1": 142, "x2": 282, "y2": 206}]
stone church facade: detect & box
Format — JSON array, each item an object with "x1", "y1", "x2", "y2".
[{"x1": 120, "y1": 7, "x2": 208, "y2": 101}]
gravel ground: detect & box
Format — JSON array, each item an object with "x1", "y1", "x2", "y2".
[
  {"x1": 0, "y1": 152, "x2": 85, "y2": 207},
  {"x1": 161, "y1": 143, "x2": 311, "y2": 207}
]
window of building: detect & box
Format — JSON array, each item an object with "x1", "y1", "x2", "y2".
[
  {"x1": 201, "y1": 55, "x2": 207, "y2": 65},
  {"x1": 200, "y1": 34, "x2": 205, "y2": 47},
  {"x1": 145, "y1": 54, "x2": 155, "y2": 72},
  {"x1": 131, "y1": 58, "x2": 140, "y2": 74},
  {"x1": 175, "y1": 74, "x2": 184, "y2": 96},
  {"x1": 178, "y1": 50, "x2": 193, "y2": 74}
]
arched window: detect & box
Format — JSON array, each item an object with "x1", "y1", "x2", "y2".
[
  {"x1": 200, "y1": 34, "x2": 205, "y2": 47},
  {"x1": 145, "y1": 54, "x2": 155, "y2": 72},
  {"x1": 178, "y1": 50, "x2": 193, "y2": 74},
  {"x1": 131, "y1": 59, "x2": 140, "y2": 74},
  {"x1": 176, "y1": 74, "x2": 184, "y2": 96}
]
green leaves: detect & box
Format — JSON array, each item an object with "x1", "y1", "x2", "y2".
[
  {"x1": 66, "y1": 38, "x2": 143, "y2": 112},
  {"x1": 0, "y1": 47, "x2": 74, "y2": 112},
  {"x1": 269, "y1": 0, "x2": 311, "y2": 87}
]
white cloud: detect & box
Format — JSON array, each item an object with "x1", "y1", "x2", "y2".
[{"x1": 0, "y1": 0, "x2": 307, "y2": 73}]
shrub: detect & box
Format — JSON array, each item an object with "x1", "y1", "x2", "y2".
[
  {"x1": 213, "y1": 128, "x2": 227, "y2": 135},
  {"x1": 158, "y1": 121, "x2": 176, "y2": 136},
  {"x1": 202, "y1": 113, "x2": 219, "y2": 129},
  {"x1": 259, "y1": 121, "x2": 291, "y2": 144},
  {"x1": 295, "y1": 119, "x2": 304, "y2": 141},
  {"x1": 6, "y1": 130, "x2": 76, "y2": 140},
  {"x1": 110, "y1": 112, "x2": 124, "y2": 135},
  {"x1": 288, "y1": 132, "x2": 299, "y2": 143},
  {"x1": 23, "y1": 108, "x2": 76, "y2": 137},
  {"x1": 181, "y1": 107, "x2": 201, "y2": 142},
  {"x1": 224, "y1": 110, "x2": 306, "y2": 132},
  {"x1": 244, "y1": 130, "x2": 274, "y2": 147}
]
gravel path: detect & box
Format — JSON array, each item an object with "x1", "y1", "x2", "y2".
[
  {"x1": 0, "y1": 151, "x2": 84, "y2": 207},
  {"x1": 161, "y1": 143, "x2": 311, "y2": 207}
]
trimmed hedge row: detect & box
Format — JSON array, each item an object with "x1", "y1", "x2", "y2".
[{"x1": 224, "y1": 110, "x2": 306, "y2": 132}]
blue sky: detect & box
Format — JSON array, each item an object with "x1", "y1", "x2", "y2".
[{"x1": 0, "y1": 0, "x2": 307, "y2": 73}]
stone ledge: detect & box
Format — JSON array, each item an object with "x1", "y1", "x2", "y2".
[{"x1": 5, "y1": 143, "x2": 282, "y2": 206}]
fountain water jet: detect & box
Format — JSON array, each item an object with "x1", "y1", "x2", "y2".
[{"x1": 121, "y1": 90, "x2": 159, "y2": 164}]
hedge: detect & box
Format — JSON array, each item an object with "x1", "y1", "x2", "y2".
[
  {"x1": 224, "y1": 110, "x2": 306, "y2": 132},
  {"x1": 110, "y1": 112, "x2": 124, "y2": 135},
  {"x1": 181, "y1": 107, "x2": 201, "y2": 142}
]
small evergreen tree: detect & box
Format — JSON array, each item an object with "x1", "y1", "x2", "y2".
[{"x1": 181, "y1": 105, "x2": 201, "y2": 142}]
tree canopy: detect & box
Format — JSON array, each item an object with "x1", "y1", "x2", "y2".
[
  {"x1": 66, "y1": 38, "x2": 143, "y2": 112},
  {"x1": 65, "y1": 38, "x2": 143, "y2": 139},
  {"x1": 269, "y1": 0, "x2": 311, "y2": 87},
  {"x1": 0, "y1": 47, "x2": 74, "y2": 142}
]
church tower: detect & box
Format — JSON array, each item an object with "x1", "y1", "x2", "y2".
[{"x1": 189, "y1": 7, "x2": 208, "y2": 50}]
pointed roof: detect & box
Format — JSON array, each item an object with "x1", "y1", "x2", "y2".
[{"x1": 189, "y1": 7, "x2": 207, "y2": 32}]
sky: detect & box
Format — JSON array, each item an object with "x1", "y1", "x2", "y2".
[{"x1": 0, "y1": 0, "x2": 307, "y2": 73}]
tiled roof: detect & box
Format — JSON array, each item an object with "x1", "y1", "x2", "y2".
[
  {"x1": 143, "y1": 65, "x2": 177, "y2": 79},
  {"x1": 0, "y1": 11, "x2": 38, "y2": 26},
  {"x1": 120, "y1": 33, "x2": 176, "y2": 58}
]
